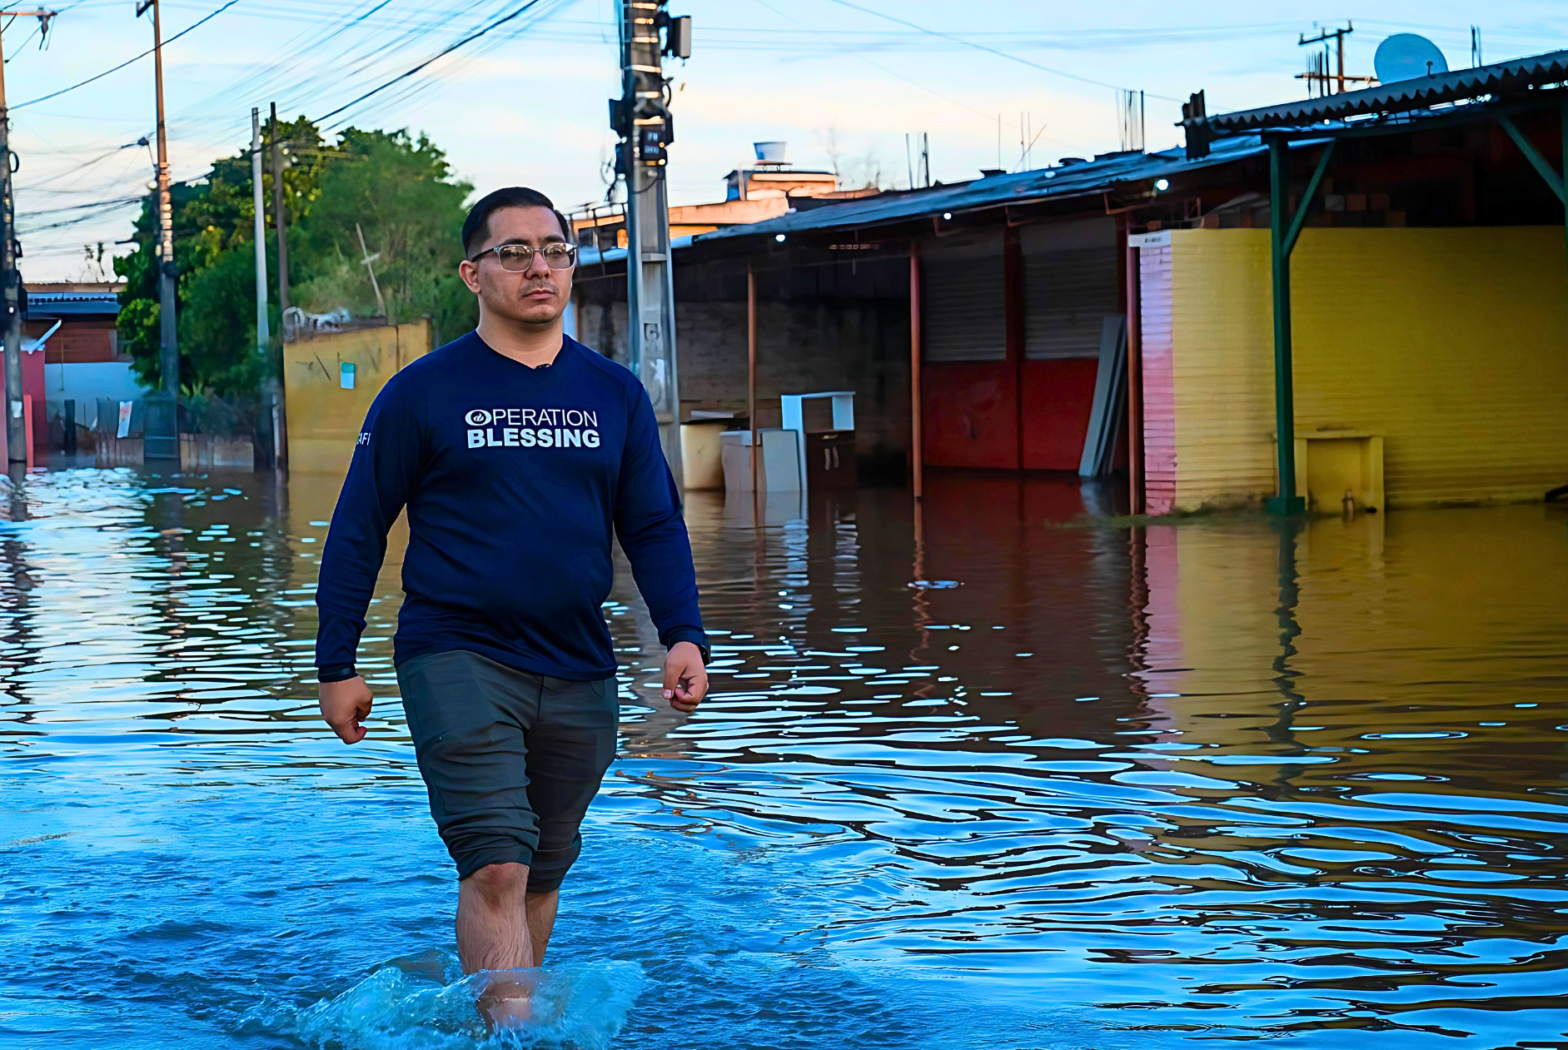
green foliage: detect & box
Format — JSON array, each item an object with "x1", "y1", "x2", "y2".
[
  {"x1": 113, "y1": 118, "x2": 475, "y2": 396},
  {"x1": 293, "y1": 128, "x2": 475, "y2": 340}
]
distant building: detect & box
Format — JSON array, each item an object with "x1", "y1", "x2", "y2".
[
  {"x1": 572, "y1": 141, "x2": 875, "y2": 249},
  {"x1": 23, "y1": 281, "x2": 144, "y2": 446}
]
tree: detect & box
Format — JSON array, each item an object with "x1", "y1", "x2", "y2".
[
  {"x1": 292, "y1": 128, "x2": 474, "y2": 344},
  {"x1": 110, "y1": 117, "x2": 476, "y2": 397}
]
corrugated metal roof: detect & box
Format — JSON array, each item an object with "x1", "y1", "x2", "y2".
[
  {"x1": 699, "y1": 135, "x2": 1273, "y2": 243},
  {"x1": 25, "y1": 291, "x2": 119, "y2": 318},
  {"x1": 1195, "y1": 48, "x2": 1568, "y2": 133},
  {"x1": 578, "y1": 135, "x2": 1277, "y2": 266}
]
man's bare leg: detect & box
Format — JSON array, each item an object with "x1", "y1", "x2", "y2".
[
  {"x1": 458, "y1": 862, "x2": 535, "y2": 1027},
  {"x1": 525, "y1": 889, "x2": 560, "y2": 964}
]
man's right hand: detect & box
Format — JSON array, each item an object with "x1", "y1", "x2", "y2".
[{"x1": 320, "y1": 676, "x2": 373, "y2": 744}]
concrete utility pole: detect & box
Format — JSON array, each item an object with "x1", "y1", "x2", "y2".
[
  {"x1": 0, "y1": 9, "x2": 56, "y2": 465},
  {"x1": 137, "y1": 0, "x2": 178, "y2": 459},
  {"x1": 612, "y1": 0, "x2": 689, "y2": 481}
]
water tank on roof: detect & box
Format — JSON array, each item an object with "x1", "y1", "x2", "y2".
[
  {"x1": 1374, "y1": 34, "x2": 1449, "y2": 84},
  {"x1": 754, "y1": 141, "x2": 787, "y2": 164}
]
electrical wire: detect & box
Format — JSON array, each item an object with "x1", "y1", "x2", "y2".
[
  {"x1": 14, "y1": 140, "x2": 144, "y2": 192},
  {"x1": 18, "y1": 195, "x2": 144, "y2": 217},
  {"x1": 311, "y1": 0, "x2": 560, "y2": 128},
  {"x1": 18, "y1": 198, "x2": 142, "y2": 234},
  {"x1": 12, "y1": 0, "x2": 240, "y2": 110},
  {"x1": 821, "y1": 0, "x2": 1182, "y2": 103}
]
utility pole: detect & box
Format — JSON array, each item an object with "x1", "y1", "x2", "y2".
[
  {"x1": 0, "y1": 8, "x2": 55, "y2": 465},
  {"x1": 267, "y1": 103, "x2": 289, "y2": 467},
  {"x1": 251, "y1": 107, "x2": 276, "y2": 468},
  {"x1": 1297, "y1": 23, "x2": 1374, "y2": 95},
  {"x1": 611, "y1": 0, "x2": 689, "y2": 481},
  {"x1": 135, "y1": 0, "x2": 179, "y2": 460},
  {"x1": 269, "y1": 103, "x2": 290, "y2": 331}
]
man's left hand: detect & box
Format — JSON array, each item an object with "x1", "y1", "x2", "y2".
[{"x1": 663, "y1": 641, "x2": 708, "y2": 713}]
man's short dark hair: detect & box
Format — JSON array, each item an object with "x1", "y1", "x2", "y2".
[{"x1": 461, "y1": 187, "x2": 572, "y2": 259}]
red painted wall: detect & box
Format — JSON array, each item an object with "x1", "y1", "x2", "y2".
[
  {"x1": 23, "y1": 345, "x2": 45, "y2": 448},
  {"x1": 1021, "y1": 358, "x2": 1099, "y2": 470},
  {"x1": 921, "y1": 362, "x2": 1017, "y2": 469}
]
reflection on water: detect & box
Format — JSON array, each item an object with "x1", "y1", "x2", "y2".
[{"x1": 1, "y1": 467, "x2": 1564, "y2": 1048}]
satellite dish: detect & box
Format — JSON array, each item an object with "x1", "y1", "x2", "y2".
[{"x1": 1374, "y1": 34, "x2": 1449, "y2": 84}]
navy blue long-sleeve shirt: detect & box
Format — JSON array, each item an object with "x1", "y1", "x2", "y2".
[{"x1": 314, "y1": 331, "x2": 706, "y2": 681}]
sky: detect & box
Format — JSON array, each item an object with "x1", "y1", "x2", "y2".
[{"x1": 10, "y1": 0, "x2": 1568, "y2": 282}]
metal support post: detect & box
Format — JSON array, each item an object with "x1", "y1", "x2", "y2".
[
  {"x1": 909, "y1": 244, "x2": 923, "y2": 500},
  {"x1": 747, "y1": 260, "x2": 757, "y2": 497},
  {"x1": 615, "y1": 0, "x2": 684, "y2": 483},
  {"x1": 1266, "y1": 134, "x2": 1304, "y2": 515}
]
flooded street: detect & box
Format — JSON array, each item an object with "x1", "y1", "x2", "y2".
[{"x1": 2, "y1": 466, "x2": 1565, "y2": 1048}]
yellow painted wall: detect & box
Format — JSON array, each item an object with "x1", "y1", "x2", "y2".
[
  {"x1": 1166, "y1": 231, "x2": 1277, "y2": 510},
  {"x1": 284, "y1": 321, "x2": 432, "y2": 476},
  {"x1": 1164, "y1": 226, "x2": 1568, "y2": 510}
]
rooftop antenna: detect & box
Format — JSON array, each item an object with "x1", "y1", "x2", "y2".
[
  {"x1": 1117, "y1": 88, "x2": 1145, "y2": 151},
  {"x1": 1297, "y1": 22, "x2": 1375, "y2": 94},
  {"x1": 1471, "y1": 26, "x2": 1483, "y2": 67}
]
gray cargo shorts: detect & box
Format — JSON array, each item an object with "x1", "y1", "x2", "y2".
[{"x1": 396, "y1": 649, "x2": 619, "y2": 891}]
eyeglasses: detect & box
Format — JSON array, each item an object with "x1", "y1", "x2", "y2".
[{"x1": 470, "y1": 243, "x2": 577, "y2": 271}]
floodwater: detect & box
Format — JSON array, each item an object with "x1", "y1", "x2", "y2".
[{"x1": 1, "y1": 466, "x2": 1565, "y2": 1049}]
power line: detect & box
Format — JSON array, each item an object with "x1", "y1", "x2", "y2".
[
  {"x1": 18, "y1": 199, "x2": 143, "y2": 234},
  {"x1": 13, "y1": 140, "x2": 144, "y2": 191},
  {"x1": 821, "y1": 0, "x2": 1181, "y2": 103},
  {"x1": 12, "y1": 0, "x2": 239, "y2": 110},
  {"x1": 18, "y1": 194, "x2": 142, "y2": 217},
  {"x1": 311, "y1": 0, "x2": 560, "y2": 128}
]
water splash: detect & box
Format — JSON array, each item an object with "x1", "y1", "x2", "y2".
[{"x1": 242, "y1": 953, "x2": 645, "y2": 1050}]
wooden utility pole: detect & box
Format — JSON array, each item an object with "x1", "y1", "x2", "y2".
[
  {"x1": 135, "y1": 0, "x2": 179, "y2": 459},
  {"x1": 269, "y1": 103, "x2": 290, "y2": 325},
  {"x1": 1297, "y1": 23, "x2": 1375, "y2": 96},
  {"x1": 266, "y1": 103, "x2": 289, "y2": 466},
  {"x1": 251, "y1": 106, "x2": 281, "y2": 469},
  {"x1": 0, "y1": 9, "x2": 56, "y2": 465},
  {"x1": 251, "y1": 109, "x2": 269, "y2": 359}
]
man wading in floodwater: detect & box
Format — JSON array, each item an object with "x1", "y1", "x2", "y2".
[{"x1": 312, "y1": 187, "x2": 709, "y2": 1028}]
